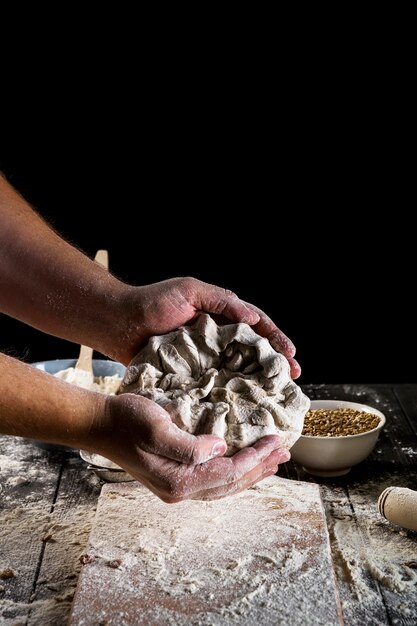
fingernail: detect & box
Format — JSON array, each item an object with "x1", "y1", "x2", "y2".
[
  {"x1": 291, "y1": 360, "x2": 301, "y2": 379},
  {"x1": 241, "y1": 308, "x2": 260, "y2": 325},
  {"x1": 269, "y1": 448, "x2": 290, "y2": 465},
  {"x1": 262, "y1": 434, "x2": 281, "y2": 446},
  {"x1": 285, "y1": 342, "x2": 296, "y2": 358},
  {"x1": 278, "y1": 450, "x2": 291, "y2": 463},
  {"x1": 271, "y1": 334, "x2": 296, "y2": 358},
  {"x1": 212, "y1": 441, "x2": 227, "y2": 457}
]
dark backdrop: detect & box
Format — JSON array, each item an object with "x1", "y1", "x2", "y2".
[{"x1": 0, "y1": 146, "x2": 414, "y2": 384}]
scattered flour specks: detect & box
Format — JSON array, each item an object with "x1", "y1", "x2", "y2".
[{"x1": 69, "y1": 477, "x2": 343, "y2": 626}]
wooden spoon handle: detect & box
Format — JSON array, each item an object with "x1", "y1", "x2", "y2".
[
  {"x1": 94, "y1": 249, "x2": 108, "y2": 269},
  {"x1": 76, "y1": 343, "x2": 95, "y2": 373},
  {"x1": 75, "y1": 250, "x2": 109, "y2": 372}
]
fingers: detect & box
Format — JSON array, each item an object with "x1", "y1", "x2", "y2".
[
  {"x1": 142, "y1": 414, "x2": 228, "y2": 465},
  {"x1": 145, "y1": 435, "x2": 289, "y2": 503},
  {"x1": 192, "y1": 281, "x2": 260, "y2": 325},
  {"x1": 187, "y1": 280, "x2": 299, "y2": 376},
  {"x1": 242, "y1": 301, "x2": 296, "y2": 358},
  {"x1": 190, "y1": 445, "x2": 291, "y2": 501},
  {"x1": 240, "y1": 301, "x2": 301, "y2": 378},
  {"x1": 119, "y1": 394, "x2": 228, "y2": 465},
  {"x1": 288, "y1": 357, "x2": 301, "y2": 379},
  {"x1": 150, "y1": 425, "x2": 228, "y2": 465}
]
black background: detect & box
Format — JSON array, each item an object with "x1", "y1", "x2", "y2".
[{"x1": 0, "y1": 131, "x2": 414, "y2": 384}]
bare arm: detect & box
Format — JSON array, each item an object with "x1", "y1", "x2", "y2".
[
  {"x1": 0, "y1": 175, "x2": 294, "y2": 501},
  {"x1": 0, "y1": 352, "x2": 102, "y2": 446},
  {"x1": 0, "y1": 352, "x2": 289, "y2": 502},
  {"x1": 0, "y1": 174, "x2": 127, "y2": 359},
  {"x1": 0, "y1": 174, "x2": 299, "y2": 375}
]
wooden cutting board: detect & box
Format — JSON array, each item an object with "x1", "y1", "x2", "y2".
[{"x1": 69, "y1": 477, "x2": 343, "y2": 626}]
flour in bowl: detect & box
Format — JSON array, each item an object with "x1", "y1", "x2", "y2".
[{"x1": 54, "y1": 368, "x2": 122, "y2": 394}]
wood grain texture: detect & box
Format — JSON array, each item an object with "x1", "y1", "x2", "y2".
[
  {"x1": 2, "y1": 385, "x2": 417, "y2": 626},
  {"x1": 0, "y1": 436, "x2": 61, "y2": 620},
  {"x1": 311, "y1": 385, "x2": 417, "y2": 626},
  {"x1": 0, "y1": 438, "x2": 101, "y2": 625}
]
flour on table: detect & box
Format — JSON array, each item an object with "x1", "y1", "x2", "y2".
[
  {"x1": 69, "y1": 477, "x2": 343, "y2": 626},
  {"x1": 0, "y1": 435, "x2": 97, "y2": 626},
  {"x1": 120, "y1": 314, "x2": 310, "y2": 454},
  {"x1": 321, "y1": 481, "x2": 417, "y2": 625}
]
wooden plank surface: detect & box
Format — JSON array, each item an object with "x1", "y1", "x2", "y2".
[
  {"x1": 0, "y1": 438, "x2": 101, "y2": 626},
  {"x1": 310, "y1": 385, "x2": 417, "y2": 626},
  {"x1": 0, "y1": 436, "x2": 61, "y2": 624},
  {"x1": 27, "y1": 455, "x2": 102, "y2": 625},
  {"x1": 1, "y1": 385, "x2": 417, "y2": 626},
  {"x1": 69, "y1": 477, "x2": 343, "y2": 626}
]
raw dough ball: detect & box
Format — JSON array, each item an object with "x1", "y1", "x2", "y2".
[{"x1": 119, "y1": 314, "x2": 310, "y2": 455}]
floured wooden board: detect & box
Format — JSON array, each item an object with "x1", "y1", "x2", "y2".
[{"x1": 69, "y1": 477, "x2": 343, "y2": 626}]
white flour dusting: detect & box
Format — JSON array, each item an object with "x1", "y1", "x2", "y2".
[
  {"x1": 54, "y1": 368, "x2": 122, "y2": 394},
  {"x1": 401, "y1": 447, "x2": 417, "y2": 456},
  {"x1": 321, "y1": 482, "x2": 417, "y2": 625},
  {"x1": 69, "y1": 477, "x2": 343, "y2": 626},
  {"x1": 4, "y1": 432, "x2": 416, "y2": 626},
  {"x1": 333, "y1": 515, "x2": 417, "y2": 594},
  {"x1": 0, "y1": 495, "x2": 96, "y2": 626},
  {"x1": 0, "y1": 437, "x2": 56, "y2": 492},
  {"x1": 0, "y1": 436, "x2": 97, "y2": 626}
]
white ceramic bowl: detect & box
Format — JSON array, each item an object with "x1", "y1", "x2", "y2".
[
  {"x1": 32, "y1": 358, "x2": 125, "y2": 378},
  {"x1": 290, "y1": 400, "x2": 386, "y2": 477}
]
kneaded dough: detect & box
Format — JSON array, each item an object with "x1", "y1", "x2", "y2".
[{"x1": 119, "y1": 314, "x2": 310, "y2": 455}]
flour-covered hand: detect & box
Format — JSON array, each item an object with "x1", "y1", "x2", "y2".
[
  {"x1": 113, "y1": 277, "x2": 300, "y2": 378},
  {"x1": 87, "y1": 393, "x2": 290, "y2": 503}
]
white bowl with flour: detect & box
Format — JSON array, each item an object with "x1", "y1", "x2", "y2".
[{"x1": 30, "y1": 358, "x2": 125, "y2": 451}]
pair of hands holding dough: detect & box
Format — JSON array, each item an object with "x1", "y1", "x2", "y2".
[
  {"x1": 0, "y1": 174, "x2": 297, "y2": 502},
  {"x1": 90, "y1": 277, "x2": 295, "y2": 502}
]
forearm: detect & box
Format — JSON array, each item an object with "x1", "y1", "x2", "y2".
[
  {"x1": 0, "y1": 352, "x2": 105, "y2": 447},
  {"x1": 0, "y1": 175, "x2": 299, "y2": 376},
  {"x1": 0, "y1": 174, "x2": 131, "y2": 358}
]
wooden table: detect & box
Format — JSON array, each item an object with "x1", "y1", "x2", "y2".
[{"x1": 1, "y1": 384, "x2": 416, "y2": 626}]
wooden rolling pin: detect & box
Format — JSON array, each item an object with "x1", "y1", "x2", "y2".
[{"x1": 378, "y1": 486, "x2": 417, "y2": 532}]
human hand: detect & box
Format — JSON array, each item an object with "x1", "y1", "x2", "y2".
[
  {"x1": 241, "y1": 300, "x2": 301, "y2": 379},
  {"x1": 114, "y1": 277, "x2": 300, "y2": 378},
  {"x1": 0, "y1": 178, "x2": 298, "y2": 378},
  {"x1": 87, "y1": 393, "x2": 290, "y2": 503}
]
